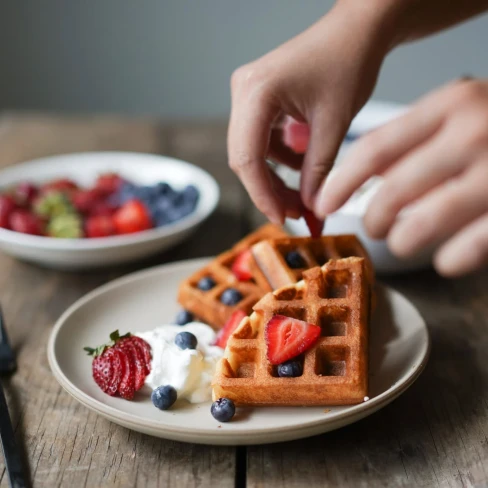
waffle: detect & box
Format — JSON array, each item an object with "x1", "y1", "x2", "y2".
[
  {"x1": 177, "y1": 223, "x2": 287, "y2": 329},
  {"x1": 212, "y1": 257, "x2": 370, "y2": 406},
  {"x1": 251, "y1": 234, "x2": 374, "y2": 291}
]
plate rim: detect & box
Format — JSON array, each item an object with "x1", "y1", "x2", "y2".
[{"x1": 47, "y1": 257, "x2": 431, "y2": 443}]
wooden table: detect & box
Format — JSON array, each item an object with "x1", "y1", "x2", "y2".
[{"x1": 0, "y1": 114, "x2": 487, "y2": 488}]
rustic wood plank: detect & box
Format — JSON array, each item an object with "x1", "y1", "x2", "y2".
[
  {"x1": 0, "y1": 115, "x2": 242, "y2": 488},
  {"x1": 247, "y1": 269, "x2": 488, "y2": 488}
]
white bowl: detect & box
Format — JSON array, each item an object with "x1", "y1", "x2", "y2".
[{"x1": 0, "y1": 152, "x2": 220, "y2": 269}]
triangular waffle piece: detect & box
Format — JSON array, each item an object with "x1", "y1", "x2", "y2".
[
  {"x1": 251, "y1": 235, "x2": 374, "y2": 292},
  {"x1": 177, "y1": 223, "x2": 287, "y2": 329},
  {"x1": 212, "y1": 257, "x2": 370, "y2": 405}
]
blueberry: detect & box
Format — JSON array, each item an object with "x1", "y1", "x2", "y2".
[
  {"x1": 285, "y1": 251, "x2": 306, "y2": 269},
  {"x1": 277, "y1": 360, "x2": 303, "y2": 377},
  {"x1": 156, "y1": 182, "x2": 173, "y2": 196},
  {"x1": 220, "y1": 288, "x2": 243, "y2": 306},
  {"x1": 197, "y1": 276, "x2": 216, "y2": 291},
  {"x1": 175, "y1": 310, "x2": 194, "y2": 325},
  {"x1": 211, "y1": 398, "x2": 235, "y2": 422},
  {"x1": 151, "y1": 385, "x2": 177, "y2": 410},
  {"x1": 175, "y1": 331, "x2": 198, "y2": 350},
  {"x1": 182, "y1": 185, "x2": 199, "y2": 204}
]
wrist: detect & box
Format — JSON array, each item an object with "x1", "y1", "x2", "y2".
[{"x1": 332, "y1": 0, "x2": 410, "y2": 53}]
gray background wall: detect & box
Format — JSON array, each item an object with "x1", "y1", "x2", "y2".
[{"x1": 0, "y1": 1, "x2": 487, "y2": 119}]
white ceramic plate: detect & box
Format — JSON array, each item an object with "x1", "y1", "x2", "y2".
[
  {"x1": 0, "y1": 152, "x2": 219, "y2": 269},
  {"x1": 48, "y1": 258, "x2": 430, "y2": 445}
]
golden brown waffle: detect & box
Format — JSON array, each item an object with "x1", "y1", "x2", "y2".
[
  {"x1": 251, "y1": 234, "x2": 374, "y2": 291},
  {"x1": 177, "y1": 223, "x2": 287, "y2": 329},
  {"x1": 212, "y1": 257, "x2": 370, "y2": 406}
]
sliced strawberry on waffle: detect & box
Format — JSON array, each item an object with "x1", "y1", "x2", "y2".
[
  {"x1": 84, "y1": 330, "x2": 152, "y2": 400},
  {"x1": 265, "y1": 315, "x2": 320, "y2": 365},
  {"x1": 215, "y1": 310, "x2": 247, "y2": 349},
  {"x1": 231, "y1": 249, "x2": 253, "y2": 281}
]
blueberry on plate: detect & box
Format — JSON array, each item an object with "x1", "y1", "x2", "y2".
[
  {"x1": 197, "y1": 276, "x2": 216, "y2": 291},
  {"x1": 152, "y1": 385, "x2": 177, "y2": 410},
  {"x1": 277, "y1": 359, "x2": 303, "y2": 377},
  {"x1": 175, "y1": 309, "x2": 194, "y2": 326},
  {"x1": 220, "y1": 288, "x2": 243, "y2": 306},
  {"x1": 175, "y1": 331, "x2": 198, "y2": 350},
  {"x1": 285, "y1": 250, "x2": 306, "y2": 269},
  {"x1": 211, "y1": 398, "x2": 235, "y2": 422}
]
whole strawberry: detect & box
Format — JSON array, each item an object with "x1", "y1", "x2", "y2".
[{"x1": 84, "y1": 330, "x2": 152, "y2": 400}]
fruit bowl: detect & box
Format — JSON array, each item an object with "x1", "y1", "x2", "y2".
[{"x1": 0, "y1": 152, "x2": 219, "y2": 269}]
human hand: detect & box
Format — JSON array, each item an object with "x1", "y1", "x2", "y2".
[
  {"x1": 316, "y1": 79, "x2": 488, "y2": 276},
  {"x1": 227, "y1": 2, "x2": 393, "y2": 224}
]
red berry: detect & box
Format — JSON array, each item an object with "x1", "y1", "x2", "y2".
[
  {"x1": 85, "y1": 331, "x2": 151, "y2": 400},
  {"x1": 231, "y1": 249, "x2": 253, "y2": 281},
  {"x1": 303, "y1": 208, "x2": 324, "y2": 239},
  {"x1": 95, "y1": 173, "x2": 124, "y2": 196},
  {"x1": 0, "y1": 195, "x2": 16, "y2": 228},
  {"x1": 215, "y1": 310, "x2": 247, "y2": 349},
  {"x1": 112, "y1": 199, "x2": 152, "y2": 235},
  {"x1": 85, "y1": 215, "x2": 116, "y2": 238},
  {"x1": 116, "y1": 338, "x2": 146, "y2": 391},
  {"x1": 9, "y1": 210, "x2": 44, "y2": 235},
  {"x1": 41, "y1": 178, "x2": 78, "y2": 194},
  {"x1": 92, "y1": 350, "x2": 114, "y2": 394},
  {"x1": 14, "y1": 182, "x2": 38, "y2": 206},
  {"x1": 71, "y1": 189, "x2": 102, "y2": 214},
  {"x1": 282, "y1": 116, "x2": 310, "y2": 154},
  {"x1": 117, "y1": 349, "x2": 136, "y2": 400},
  {"x1": 89, "y1": 200, "x2": 116, "y2": 217},
  {"x1": 130, "y1": 336, "x2": 152, "y2": 375},
  {"x1": 265, "y1": 315, "x2": 321, "y2": 365}
]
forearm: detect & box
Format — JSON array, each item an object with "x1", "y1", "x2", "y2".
[{"x1": 337, "y1": 0, "x2": 488, "y2": 50}]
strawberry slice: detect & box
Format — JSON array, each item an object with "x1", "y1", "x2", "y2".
[
  {"x1": 116, "y1": 338, "x2": 146, "y2": 391},
  {"x1": 104, "y1": 348, "x2": 125, "y2": 396},
  {"x1": 265, "y1": 315, "x2": 321, "y2": 365},
  {"x1": 117, "y1": 349, "x2": 136, "y2": 400},
  {"x1": 282, "y1": 117, "x2": 310, "y2": 154},
  {"x1": 130, "y1": 336, "x2": 152, "y2": 375},
  {"x1": 92, "y1": 350, "x2": 114, "y2": 393},
  {"x1": 303, "y1": 208, "x2": 324, "y2": 238},
  {"x1": 215, "y1": 310, "x2": 247, "y2": 349},
  {"x1": 231, "y1": 249, "x2": 253, "y2": 281}
]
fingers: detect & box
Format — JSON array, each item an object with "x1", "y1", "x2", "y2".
[
  {"x1": 314, "y1": 93, "x2": 445, "y2": 218},
  {"x1": 386, "y1": 161, "x2": 488, "y2": 258},
  {"x1": 268, "y1": 170, "x2": 303, "y2": 220},
  {"x1": 434, "y1": 212, "x2": 488, "y2": 277},
  {"x1": 268, "y1": 128, "x2": 304, "y2": 170},
  {"x1": 363, "y1": 124, "x2": 467, "y2": 239},
  {"x1": 228, "y1": 73, "x2": 283, "y2": 224},
  {"x1": 300, "y1": 110, "x2": 347, "y2": 210}
]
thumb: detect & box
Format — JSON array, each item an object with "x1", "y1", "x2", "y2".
[{"x1": 299, "y1": 111, "x2": 347, "y2": 211}]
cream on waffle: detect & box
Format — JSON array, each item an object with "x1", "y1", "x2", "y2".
[
  {"x1": 177, "y1": 223, "x2": 287, "y2": 329},
  {"x1": 250, "y1": 235, "x2": 374, "y2": 292},
  {"x1": 212, "y1": 257, "x2": 370, "y2": 406}
]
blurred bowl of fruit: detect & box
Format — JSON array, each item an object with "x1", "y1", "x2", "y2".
[{"x1": 0, "y1": 152, "x2": 219, "y2": 269}]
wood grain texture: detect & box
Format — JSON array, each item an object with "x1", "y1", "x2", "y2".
[
  {"x1": 0, "y1": 115, "x2": 239, "y2": 488},
  {"x1": 0, "y1": 115, "x2": 487, "y2": 488}
]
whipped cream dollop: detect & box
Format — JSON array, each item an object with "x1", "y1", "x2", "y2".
[{"x1": 136, "y1": 322, "x2": 223, "y2": 404}]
